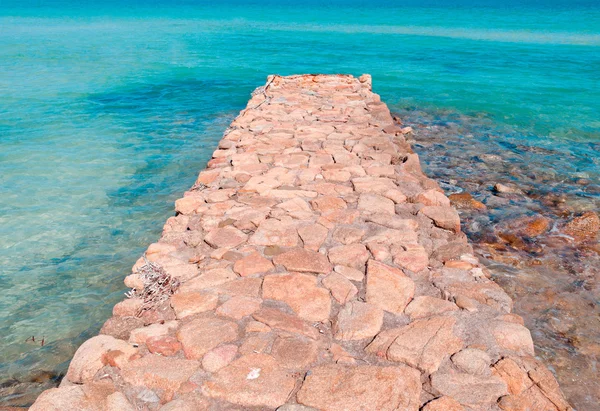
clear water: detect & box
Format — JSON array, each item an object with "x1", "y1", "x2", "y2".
[{"x1": 0, "y1": 0, "x2": 598, "y2": 407}]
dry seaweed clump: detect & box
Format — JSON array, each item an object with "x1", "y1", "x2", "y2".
[{"x1": 126, "y1": 256, "x2": 180, "y2": 316}]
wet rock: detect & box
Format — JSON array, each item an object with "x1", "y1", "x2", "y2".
[
  {"x1": 448, "y1": 192, "x2": 487, "y2": 211},
  {"x1": 202, "y1": 353, "x2": 296, "y2": 408},
  {"x1": 296, "y1": 364, "x2": 421, "y2": 411},
  {"x1": 563, "y1": 211, "x2": 600, "y2": 241}
]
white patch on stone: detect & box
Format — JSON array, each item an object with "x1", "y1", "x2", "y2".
[{"x1": 247, "y1": 367, "x2": 261, "y2": 380}]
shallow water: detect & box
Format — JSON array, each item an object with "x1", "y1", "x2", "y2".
[
  {"x1": 399, "y1": 108, "x2": 599, "y2": 409},
  {"x1": 0, "y1": 0, "x2": 599, "y2": 407}
]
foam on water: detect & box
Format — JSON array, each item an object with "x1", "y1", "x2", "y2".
[{"x1": 0, "y1": 0, "x2": 598, "y2": 407}]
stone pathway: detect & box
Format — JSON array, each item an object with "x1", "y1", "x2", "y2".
[{"x1": 30, "y1": 74, "x2": 572, "y2": 411}]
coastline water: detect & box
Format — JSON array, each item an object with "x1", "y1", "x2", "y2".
[{"x1": 0, "y1": 0, "x2": 598, "y2": 408}]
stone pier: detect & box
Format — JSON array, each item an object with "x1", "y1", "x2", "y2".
[{"x1": 30, "y1": 74, "x2": 571, "y2": 411}]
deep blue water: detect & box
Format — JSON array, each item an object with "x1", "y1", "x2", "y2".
[{"x1": 0, "y1": 0, "x2": 598, "y2": 405}]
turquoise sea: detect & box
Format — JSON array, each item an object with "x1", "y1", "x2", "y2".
[{"x1": 1, "y1": 0, "x2": 599, "y2": 407}]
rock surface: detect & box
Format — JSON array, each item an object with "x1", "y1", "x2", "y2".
[{"x1": 30, "y1": 74, "x2": 570, "y2": 411}]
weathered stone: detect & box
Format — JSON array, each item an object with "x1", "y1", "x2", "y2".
[
  {"x1": 414, "y1": 189, "x2": 450, "y2": 207},
  {"x1": 297, "y1": 364, "x2": 421, "y2": 411},
  {"x1": 334, "y1": 264, "x2": 364, "y2": 281},
  {"x1": 170, "y1": 291, "x2": 218, "y2": 319},
  {"x1": 180, "y1": 268, "x2": 237, "y2": 292},
  {"x1": 233, "y1": 252, "x2": 274, "y2": 276},
  {"x1": 310, "y1": 196, "x2": 347, "y2": 213},
  {"x1": 271, "y1": 334, "x2": 319, "y2": 369},
  {"x1": 332, "y1": 225, "x2": 365, "y2": 244},
  {"x1": 146, "y1": 335, "x2": 182, "y2": 356},
  {"x1": 452, "y1": 348, "x2": 492, "y2": 375},
  {"x1": 129, "y1": 321, "x2": 178, "y2": 344},
  {"x1": 490, "y1": 321, "x2": 535, "y2": 356},
  {"x1": 211, "y1": 277, "x2": 262, "y2": 297},
  {"x1": 202, "y1": 353, "x2": 296, "y2": 408},
  {"x1": 176, "y1": 316, "x2": 239, "y2": 359},
  {"x1": 202, "y1": 344, "x2": 238, "y2": 372},
  {"x1": 121, "y1": 355, "x2": 199, "y2": 396},
  {"x1": 113, "y1": 298, "x2": 143, "y2": 317},
  {"x1": 175, "y1": 195, "x2": 205, "y2": 215},
  {"x1": 66, "y1": 335, "x2": 138, "y2": 384},
  {"x1": 252, "y1": 307, "x2": 319, "y2": 339},
  {"x1": 352, "y1": 177, "x2": 397, "y2": 194},
  {"x1": 419, "y1": 206, "x2": 461, "y2": 233},
  {"x1": 250, "y1": 219, "x2": 299, "y2": 247},
  {"x1": 273, "y1": 248, "x2": 332, "y2": 273},
  {"x1": 422, "y1": 396, "x2": 465, "y2": 411},
  {"x1": 366, "y1": 260, "x2": 414, "y2": 314},
  {"x1": 368, "y1": 315, "x2": 463, "y2": 374},
  {"x1": 430, "y1": 373, "x2": 508, "y2": 406},
  {"x1": 29, "y1": 386, "x2": 87, "y2": 411},
  {"x1": 358, "y1": 193, "x2": 395, "y2": 214},
  {"x1": 328, "y1": 243, "x2": 370, "y2": 270},
  {"x1": 298, "y1": 224, "x2": 329, "y2": 251},
  {"x1": 262, "y1": 273, "x2": 331, "y2": 321},
  {"x1": 216, "y1": 295, "x2": 262, "y2": 319},
  {"x1": 393, "y1": 246, "x2": 429, "y2": 272},
  {"x1": 100, "y1": 316, "x2": 144, "y2": 340},
  {"x1": 322, "y1": 272, "x2": 358, "y2": 304},
  {"x1": 204, "y1": 226, "x2": 248, "y2": 248},
  {"x1": 334, "y1": 301, "x2": 383, "y2": 341},
  {"x1": 404, "y1": 296, "x2": 459, "y2": 320}
]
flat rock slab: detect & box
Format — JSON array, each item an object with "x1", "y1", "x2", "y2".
[
  {"x1": 297, "y1": 364, "x2": 421, "y2": 411},
  {"x1": 30, "y1": 74, "x2": 570, "y2": 411}
]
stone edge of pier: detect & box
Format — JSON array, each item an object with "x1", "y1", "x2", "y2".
[{"x1": 30, "y1": 74, "x2": 571, "y2": 411}]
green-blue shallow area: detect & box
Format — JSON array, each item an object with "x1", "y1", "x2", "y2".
[{"x1": 0, "y1": 0, "x2": 599, "y2": 402}]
